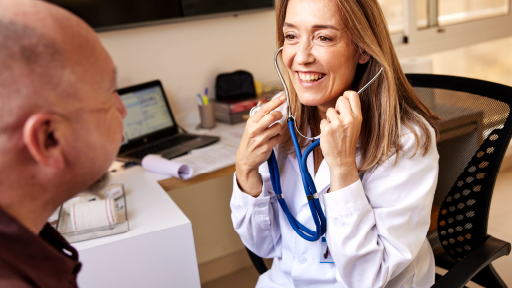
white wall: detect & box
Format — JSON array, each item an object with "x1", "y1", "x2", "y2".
[
  {"x1": 97, "y1": 10, "x2": 280, "y2": 267},
  {"x1": 98, "y1": 10, "x2": 279, "y2": 126}
]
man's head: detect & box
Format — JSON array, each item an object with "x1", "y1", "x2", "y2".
[{"x1": 0, "y1": 0, "x2": 127, "y2": 231}]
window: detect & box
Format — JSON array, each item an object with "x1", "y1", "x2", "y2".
[
  {"x1": 438, "y1": 0, "x2": 509, "y2": 26},
  {"x1": 378, "y1": 0, "x2": 512, "y2": 57},
  {"x1": 378, "y1": 0, "x2": 404, "y2": 33}
]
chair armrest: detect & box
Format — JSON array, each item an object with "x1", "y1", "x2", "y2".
[
  {"x1": 246, "y1": 247, "x2": 268, "y2": 275},
  {"x1": 432, "y1": 235, "x2": 511, "y2": 288}
]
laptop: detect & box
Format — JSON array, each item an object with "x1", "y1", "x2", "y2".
[{"x1": 117, "y1": 80, "x2": 219, "y2": 162}]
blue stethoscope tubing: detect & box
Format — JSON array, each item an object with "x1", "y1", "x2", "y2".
[
  {"x1": 257, "y1": 46, "x2": 382, "y2": 242},
  {"x1": 267, "y1": 121, "x2": 325, "y2": 242}
]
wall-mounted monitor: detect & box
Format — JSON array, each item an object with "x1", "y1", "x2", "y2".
[{"x1": 46, "y1": 0, "x2": 274, "y2": 32}]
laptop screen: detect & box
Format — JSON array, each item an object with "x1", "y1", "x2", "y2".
[{"x1": 119, "y1": 85, "x2": 175, "y2": 143}]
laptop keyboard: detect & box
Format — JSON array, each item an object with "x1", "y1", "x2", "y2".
[{"x1": 127, "y1": 134, "x2": 198, "y2": 159}]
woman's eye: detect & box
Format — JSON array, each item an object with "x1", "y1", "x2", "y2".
[
  {"x1": 285, "y1": 34, "x2": 296, "y2": 40},
  {"x1": 319, "y1": 36, "x2": 331, "y2": 42}
]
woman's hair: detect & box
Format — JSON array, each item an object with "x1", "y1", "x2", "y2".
[{"x1": 275, "y1": 0, "x2": 440, "y2": 172}]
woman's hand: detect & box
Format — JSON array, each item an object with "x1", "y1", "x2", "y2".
[
  {"x1": 235, "y1": 95, "x2": 286, "y2": 196},
  {"x1": 320, "y1": 91, "x2": 361, "y2": 191}
]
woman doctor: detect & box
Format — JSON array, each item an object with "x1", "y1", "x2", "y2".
[{"x1": 231, "y1": 0, "x2": 440, "y2": 287}]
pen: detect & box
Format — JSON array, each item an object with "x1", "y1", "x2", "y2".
[
  {"x1": 202, "y1": 95, "x2": 209, "y2": 105},
  {"x1": 197, "y1": 93, "x2": 203, "y2": 105},
  {"x1": 122, "y1": 161, "x2": 140, "y2": 169},
  {"x1": 205, "y1": 87, "x2": 208, "y2": 97}
]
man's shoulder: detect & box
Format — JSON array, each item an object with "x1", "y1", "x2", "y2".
[
  {"x1": 0, "y1": 260, "x2": 34, "y2": 288},
  {"x1": 0, "y1": 278, "x2": 34, "y2": 288},
  {"x1": 0, "y1": 215, "x2": 80, "y2": 288}
]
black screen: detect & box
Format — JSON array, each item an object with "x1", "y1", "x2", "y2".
[{"x1": 47, "y1": 0, "x2": 273, "y2": 31}]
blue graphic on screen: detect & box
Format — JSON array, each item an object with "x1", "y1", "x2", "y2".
[{"x1": 120, "y1": 86, "x2": 174, "y2": 144}]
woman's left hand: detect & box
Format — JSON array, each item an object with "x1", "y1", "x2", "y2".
[{"x1": 320, "y1": 91, "x2": 362, "y2": 190}]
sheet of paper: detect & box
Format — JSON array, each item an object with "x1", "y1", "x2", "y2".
[
  {"x1": 220, "y1": 126, "x2": 246, "y2": 144},
  {"x1": 189, "y1": 142, "x2": 226, "y2": 154},
  {"x1": 172, "y1": 144, "x2": 237, "y2": 175},
  {"x1": 141, "y1": 155, "x2": 193, "y2": 179}
]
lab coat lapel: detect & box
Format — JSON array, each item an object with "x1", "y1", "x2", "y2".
[
  {"x1": 288, "y1": 153, "x2": 301, "y2": 174},
  {"x1": 314, "y1": 160, "x2": 331, "y2": 194}
]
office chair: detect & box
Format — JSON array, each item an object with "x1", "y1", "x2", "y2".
[
  {"x1": 245, "y1": 74, "x2": 512, "y2": 287},
  {"x1": 409, "y1": 74, "x2": 511, "y2": 288}
]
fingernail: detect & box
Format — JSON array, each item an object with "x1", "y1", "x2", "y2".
[
  {"x1": 257, "y1": 101, "x2": 262, "y2": 106},
  {"x1": 280, "y1": 95, "x2": 285, "y2": 101}
]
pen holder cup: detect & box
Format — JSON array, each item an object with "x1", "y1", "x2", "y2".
[{"x1": 198, "y1": 104, "x2": 216, "y2": 129}]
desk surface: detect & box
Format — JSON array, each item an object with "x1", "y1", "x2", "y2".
[
  {"x1": 72, "y1": 166, "x2": 191, "y2": 251},
  {"x1": 156, "y1": 121, "x2": 243, "y2": 192}
]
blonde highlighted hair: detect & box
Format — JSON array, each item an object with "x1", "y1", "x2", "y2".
[{"x1": 275, "y1": 0, "x2": 439, "y2": 172}]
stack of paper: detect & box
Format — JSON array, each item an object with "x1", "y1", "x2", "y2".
[{"x1": 174, "y1": 144, "x2": 238, "y2": 175}]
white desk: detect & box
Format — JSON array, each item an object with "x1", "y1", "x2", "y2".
[
  {"x1": 72, "y1": 121, "x2": 245, "y2": 287},
  {"x1": 72, "y1": 166, "x2": 201, "y2": 288}
]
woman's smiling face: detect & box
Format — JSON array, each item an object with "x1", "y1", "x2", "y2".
[{"x1": 282, "y1": 0, "x2": 365, "y2": 109}]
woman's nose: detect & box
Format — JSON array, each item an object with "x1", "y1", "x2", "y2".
[{"x1": 295, "y1": 40, "x2": 315, "y2": 66}]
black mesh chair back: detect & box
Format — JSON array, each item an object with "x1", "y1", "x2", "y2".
[
  {"x1": 245, "y1": 74, "x2": 511, "y2": 287},
  {"x1": 407, "y1": 74, "x2": 512, "y2": 287}
]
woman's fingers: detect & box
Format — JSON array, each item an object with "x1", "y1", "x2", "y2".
[
  {"x1": 341, "y1": 91, "x2": 362, "y2": 116},
  {"x1": 335, "y1": 95, "x2": 353, "y2": 119},
  {"x1": 252, "y1": 95, "x2": 286, "y2": 122},
  {"x1": 320, "y1": 119, "x2": 329, "y2": 131},
  {"x1": 325, "y1": 108, "x2": 340, "y2": 125},
  {"x1": 268, "y1": 131, "x2": 282, "y2": 147},
  {"x1": 236, "y1": 95, "x2": 286, "y2": 176},
  {"x1": 259, "y1": 122, "x2": 283, "y2": 141},
  {"x1": 322, "y1": 92, "x2": 363, "y2": 136},
  {"x1": 258, "y1": 111, "x2": 284, "y2": 130},
  {"x1": 245, "y1": 121, "x2": 282, "y2": 154}
]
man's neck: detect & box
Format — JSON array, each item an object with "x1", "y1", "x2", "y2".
[
  {"x1": 0, "y1": 199, "x2": 55, "y2": 234},
  {"x1": 0, "y1": 179, "x2": 64, "y2": 234}
]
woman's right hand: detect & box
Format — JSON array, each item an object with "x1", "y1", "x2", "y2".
[{"x1": 235, "y1": 95, "x2": 286, "y2": 197}]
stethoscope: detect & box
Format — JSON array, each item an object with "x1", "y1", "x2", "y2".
[{"x1": 249, "y1": 47, "x2": 382, "y2": 241}]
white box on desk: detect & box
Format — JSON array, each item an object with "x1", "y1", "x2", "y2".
[{"x1": 72, "y1": 166, "x2": 200, "y2": 288}]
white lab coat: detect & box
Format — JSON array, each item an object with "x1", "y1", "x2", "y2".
[{"x1": 230, "y1": 103, "x2": 439, "y2": 288}]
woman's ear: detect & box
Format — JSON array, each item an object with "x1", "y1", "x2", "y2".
[
  {"x1": 359, "y1": 51, "x2": 370, "y2": 64},
  {"x1": 22, "y1": 114, "x2": 66, "y2": 170}
]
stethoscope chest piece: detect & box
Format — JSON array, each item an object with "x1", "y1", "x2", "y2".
[{"x1": 249, "y1": 103, "x2": 265, "y2": 117}]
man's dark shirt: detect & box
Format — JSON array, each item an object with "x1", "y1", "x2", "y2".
[{"x1": 0, "y1": 207, "x2": 81, "y2": 288}]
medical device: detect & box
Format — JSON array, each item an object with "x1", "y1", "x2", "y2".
[{"x1": 249, "y1": 47, "x2": 382, "y2": 242}]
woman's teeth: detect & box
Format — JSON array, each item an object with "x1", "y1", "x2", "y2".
[{"x1": 298, "y1": 72, "x2": 325, "y2": 82}]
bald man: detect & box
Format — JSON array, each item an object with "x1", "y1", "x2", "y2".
[{"x1": 0, "y1": 0, "x2": 127, "y2": 287}]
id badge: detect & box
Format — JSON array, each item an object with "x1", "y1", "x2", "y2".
[{"x1": 319, "y1": 237, "x2": 334, "y2": 263}]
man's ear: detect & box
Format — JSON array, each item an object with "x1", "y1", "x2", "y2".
[
  {"x1": 22, "y1": 114, "x2": 66, "y2": 170},
  {"x1": 359, "y1": 51, "x2": 370, "y2": 64}
]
